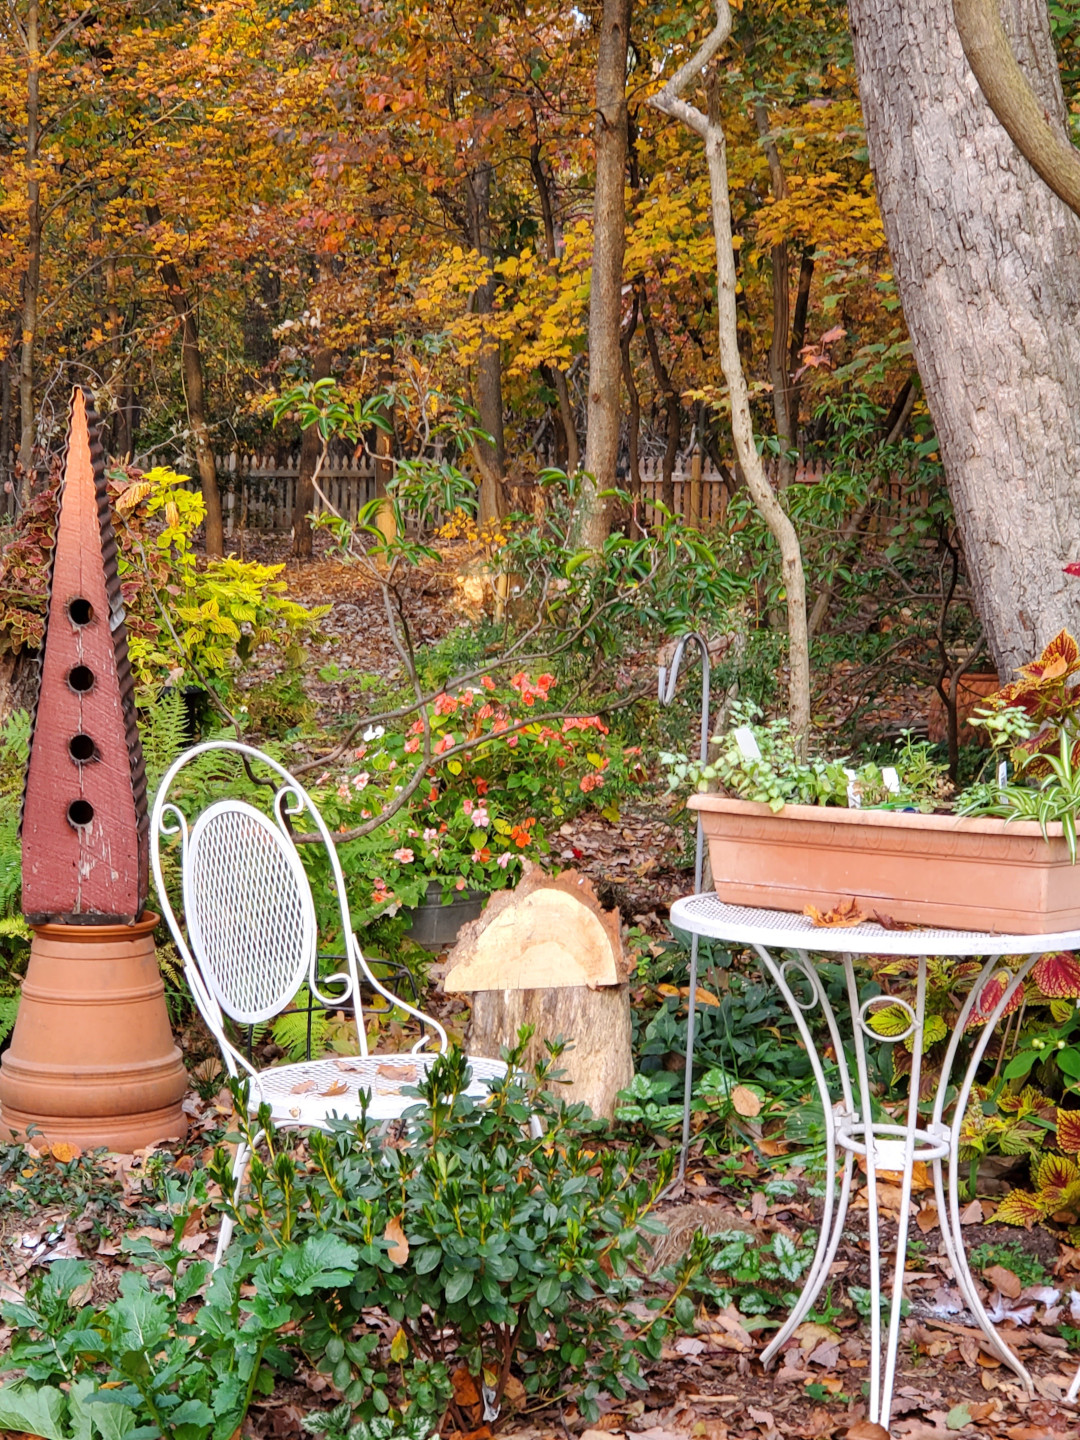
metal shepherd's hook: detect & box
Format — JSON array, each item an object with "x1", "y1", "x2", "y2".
[{"x1": 658, "y1": 633, "x2": 711, "y2": 1188}]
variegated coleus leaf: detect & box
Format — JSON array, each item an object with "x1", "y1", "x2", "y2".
[
  {"x1": 1034, "y1": 1152, "x2": 1080, "y2": 1197},
  {"x1": 966, "y1": 971, "x2": 1024, "y2": 1028},
  {"x1": 1056, "y1": 1108, "x2": 1080, "y2": 1155},
  {"x1": 993, "y1": 1189, "x2": 1047, "y2": 1227},
  {"x1": 1032, "y1": 951, "x2": 1080, "y2": 998}
]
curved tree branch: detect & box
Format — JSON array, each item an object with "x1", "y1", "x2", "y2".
[{"x1": 954, "y1": 0, "x2": 1080, "y2": 219}]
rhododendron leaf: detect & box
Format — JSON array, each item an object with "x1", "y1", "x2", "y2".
[
  {"x1": 1032, "y1": 951, "x2": 1080, "y2": 998},
  {"x1": 1056, "y1": 1108, "x2": 1080, "y2": 1154},
  {"x1": 992, "y1": 1190, "x2": 1046, "y2": 1226}
]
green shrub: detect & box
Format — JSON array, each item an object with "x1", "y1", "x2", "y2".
[{"x1": 209, "y1": 1037, "x2": 698, "y2": 1423}]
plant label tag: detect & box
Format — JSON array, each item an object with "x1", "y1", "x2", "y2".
[
  {"x1": 844, "y1": 767, "x2": 861, "y2": 808},
  {"x1": 732, "y1": 726, "x2": 762, "y2": 761},
  {"x1": 882, "y1": 766, "x2": 901, "y2": 795},
  {"x1": 998, "y1": 760, "x2": 1008, "y2": 787}
]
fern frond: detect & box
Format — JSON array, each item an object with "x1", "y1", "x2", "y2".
[
  {"x1": 272, "y1": 988, "x2": 330, "y2": 1062},
  {"x1": 0, "y1": 993, "x2": 19, "y2": 1045},
  {"x1": 141, "y1": 687, "x2": 190, "y2": 794}
]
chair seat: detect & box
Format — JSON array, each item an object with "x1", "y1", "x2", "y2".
[{"x1": 248, "y1": 1051, "x2": 508, "y2": 1126}]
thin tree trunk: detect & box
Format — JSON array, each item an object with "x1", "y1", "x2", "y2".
[
  {"x1": 17, "y1": 0, "x2": 41, "y2": 502},
  {"x1": 529, "y1": 141, "x2": 580, "y2": 476},
  {"x1": 575, "y1": 0, "x2": 631, "y2": 551},
  {"x1": 293, "y1": 346, "x2": 332, "y2": 558},
  {"x1": 651, "y1": 3, "x2": 811, "y2": 748},
  {"x1": 466, "y1": 161, "x2": 506, "y2": 524},
  {"x1": 638, "y1": 284, "x2": 681, "y2": 513},
  {"x1": 754, "y1": 104, "x2": 795, "y2": 488},
  {"x1": 105, "y1": 259, "x2": 132, "y2": 461},
  {"x1": 619, "y1": 290, "x2": 641, "y2": 523},
  {"x1": 147, "y1": 207, "x2": 224, "y2": 557},
  {"x1": 848, "y1": 0, "x2": 1080, "y2": 675}
]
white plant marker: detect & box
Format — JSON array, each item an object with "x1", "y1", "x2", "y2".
[{"x1": 733, "y1": 726, "x2": 762, "y2": 761}]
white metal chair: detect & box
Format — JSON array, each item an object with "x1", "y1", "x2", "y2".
[{"x1": 150, "y1": 740, "x2": 508, "y2": 1260}]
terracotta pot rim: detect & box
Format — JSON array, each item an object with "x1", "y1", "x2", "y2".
[
  {"x1": 29, "y1": 911, "x2": 160, "y2": 940},
  {"x1": 687, "y1": 794, "x2": 1063, "y2": 838}
]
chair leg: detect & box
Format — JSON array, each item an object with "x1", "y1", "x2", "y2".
[
  {"x1": 1067, "y1": 1365, "x2": 1080, "y2": 1404},
  {"x1": 213, "y1": 1133, "x2": 256, "y2": 1268}
]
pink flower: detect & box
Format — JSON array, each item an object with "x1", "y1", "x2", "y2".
[
  {"x1": 481, "y1": 675, "x2": 496, "y2": 690},
  {"x1": 472, "y1": 806, "x2": 489, "y2": 827},
  {"x1": 317, "y1": 771, "x2": 331, "y2": 786},
  {"x1": 460, "y1": 689, "x2": 475, "y2": 706},
  {"x1": 423, "y1": 827, "x2": 438, "y2": 841},
  {"x1": 579, "y1": 771, "x2": 604, "y2": 793},
  {"x1": 404, "y1": 737, "x2": 420, "y2": 753},
  {"x1": 352, "y1": 772, "x2": 370, "y2": 790},
  {"x1": 497, "y1": 852, "x2": 512, "y2": 868},
  {"x1": 472, "y1": 847, "x2": 491, "y2": 863},
  {"x1": 337, "y1": 784, "x2": 350, "y2": 800},
  {"x1": 434, "y1": 692, "x2": 457, "y2": 716},
  {"x1": 455, "y1": 877, "x2": 467, "y2": 890},
  {"x1": 393, "y1": 848, "x2": 415, "y2": 863},
  {"x1": 361, "y1": 809, "x2": 371, "y2": 818},
  {"x1": 463, "y1": 797, "x2": 474, "y2": 814},
  {"x1": 354, "y1": 745, "x2": 367, "y2": 759}
]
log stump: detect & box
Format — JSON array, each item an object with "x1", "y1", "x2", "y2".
[{"x1": 445, "y1": 865, "x2": 633, "y2": 1120}]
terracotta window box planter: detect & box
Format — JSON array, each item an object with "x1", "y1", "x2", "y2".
[{"x1": 689, "y1": 794, "x2": 1080, "y2": 935}]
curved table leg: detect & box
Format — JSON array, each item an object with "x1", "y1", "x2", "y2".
[
  {"x1": 751, "y1": 946, "x2": 857, "y2": 1366},
  {"x1": 934, "y1": 952, "x2": 1039, "y2": 1392}
]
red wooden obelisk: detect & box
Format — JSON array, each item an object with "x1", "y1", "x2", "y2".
[{"x1": 0, "y1": 389, "x2": 188, "y2": 1147}]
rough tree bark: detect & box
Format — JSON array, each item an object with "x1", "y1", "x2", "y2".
[
  {"x1": 847, "y1": 0, "x2": 1080, "y2": 677},
  {"x1": 651, "y1": 3, "x2": 811, "y2": 747},
  {"x1": 953, "y1": 0, "x2": 1080, "y2": 220},
  {"x1": 530, "y1": 140, "x2": 580, "y2": 476},
  {"x1": 17, "y1": 0, "x2": 41, "y2": 503},
  {"x1": 575, "y1": 0, "x2": 631, "y2": 551},
  {"x1": 147, "y1": 208, "x2": 225, "y2": 558}
]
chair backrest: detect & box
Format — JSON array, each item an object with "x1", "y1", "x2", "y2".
[{"x1": 150, "y1": 740, "x2": 445, "y2": 1077}]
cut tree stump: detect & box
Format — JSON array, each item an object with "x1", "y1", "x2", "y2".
[{"x1": 445, "y1": 864, "x2": 633, "y2": 1121}]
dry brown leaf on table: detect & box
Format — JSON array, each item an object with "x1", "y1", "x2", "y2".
[
  {"x1": 320, "y1": 1079, "x2": 349, "y2": 1097},
  {"x1": 384, "y1": 1213, "x2": 409, "y2": 1265},
  {"x1": 377, "y1": 1062, "x2": 417, "y2": 1080},
  {"x1": 804, "y1": 897, "x2": 868, "y2": 928},
  {"x1": 731, "y1": 1085, "x2": 762, "y2": 1118},
  {"x1": 334, "y1": 1058, "x2": 364, "y2": 1072},
  {"x1": 873, "y1": 911, "x2": 923, "y2": 931},
  {"x1": 289, "y1": 1079, "x2": 317, "y2": 1094}
]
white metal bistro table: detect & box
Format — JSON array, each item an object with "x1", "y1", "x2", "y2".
[{"x1": 668, "y1": 894, "x2": 1080, "y2": 1431}]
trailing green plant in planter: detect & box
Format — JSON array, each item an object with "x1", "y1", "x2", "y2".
[{"x1": 209, "y1": 1036, "x2": 702, "y2": 1425}]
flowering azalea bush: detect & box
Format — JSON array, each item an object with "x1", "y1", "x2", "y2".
[{"x1": 311, "y1": 671, "x2": 642, "y2": 926}]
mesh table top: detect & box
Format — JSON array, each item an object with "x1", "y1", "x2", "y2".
[{"x1": 668, "y1": 893, "x2": 1080, "y2": 957}]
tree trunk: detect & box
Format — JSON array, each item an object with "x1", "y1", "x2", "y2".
[
  {"x1": 466, "y1": 161, "x2": 507, "y2": 524},
  {"x1": 639, "y1": 284, "x2": 681, "y2": 513},
  {"x1": 754, "y1": 104, "x2": 795, "y2": 489},
  {"x1": 575, "y1": 0, "x2": 631, "y2": 551},
  {"x1": 530, "y1": 141, "x2": 580, "y2": 476},
  {"x1": 292, "y1": 346, "x2": 332, "y2": 558},
  {"x1": 17, "y1": 0, "x2": 41, "y2": 504},
  {"x1": 148, "y1": 208, "x2": 224, "y2": 557},
  {"x1": 619, "y1": 291, "x2": 641, "y2": 526},
  {"x1": 847, "y1": 0, "x2": 1080, "y2": 676},
  {"x1": 650, "y1": 5, "x2": 811, "y2": 749}
]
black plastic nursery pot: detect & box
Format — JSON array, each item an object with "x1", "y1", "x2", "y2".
[{"x1": 405, "y1": 881, "x2": 488, "y2": 951}]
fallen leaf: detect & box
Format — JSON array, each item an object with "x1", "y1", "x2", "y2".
[
  {"x1": 959, "y1": 1198, "x2": 983, "y2": 1225},
  {"x1": 451, "y1": 1364, "x2": 480, "y2": 1408},
  {"x1": 377, "y1": 1062, "x2": 418, "y2": 1080},
  {"x1": 731, "y1": 1085, "x2": 762, "y2": 1118},
  {"x1": 804, "y1": 897, "x2": 869, "y2": 928},
  {"x1": 984, "y1": 1264, "x2": 1022, "y2": 1299},
  {"x1": 917, "y1": 1202, "x2": 939, "y2": 1233},
  {"x1": 384, "y1": 1213, "x2": 409, "y2": 1265},
  {"x1": 289, "y1": 1079, "x2": 316, "y2": 1094},
  {"x1": 846, "y1": 1425, "x2": 890, "y2": 1440},
  {"x1": 944, "y1": 1405, "x2": 970, "y2": 1430},
  {"x1": 794, "y1": 1321, "x2": 838, "y2": 1352},
  {"x1": 50, "y1": 1141, "x2": 81, "y2": 1164},
  {"x1": 321, "y1": 1079, "x2": 349, "y2": 1097}
]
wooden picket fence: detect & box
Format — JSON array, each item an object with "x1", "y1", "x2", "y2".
[{"x1": 0, "y1": 447, "x2": 937, "y2": 536}]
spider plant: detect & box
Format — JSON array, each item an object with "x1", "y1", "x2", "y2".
[{"x1": 959, "y1": 727, "x2": 1080, "y2": 862}]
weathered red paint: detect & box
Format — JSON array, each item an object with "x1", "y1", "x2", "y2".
[{"x1": 21, "y1": 388, "x2": 148, "y2": 924}]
